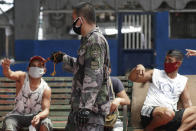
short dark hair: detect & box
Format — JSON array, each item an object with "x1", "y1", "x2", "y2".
[
  {"x1": 166, "y1": 49, "x2": 184, "y2": 61},
  {"x1": 73, "y1": 2, "x2": 96, "y2": 24}
]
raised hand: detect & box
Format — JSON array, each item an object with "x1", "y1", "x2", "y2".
[
  {"x1": 1, "y1": 58, "x2": 11, "y2": 69},
  {"x1": 186, "y1": 49, "x2": 196, "y2": 57},
  {"x1": 135, "y1": 64, "x2": 145, "y2": 78}
]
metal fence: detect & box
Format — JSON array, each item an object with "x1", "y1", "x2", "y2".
[{"x1": 123, "y1": 13, "x2": 153, "y2": 50}]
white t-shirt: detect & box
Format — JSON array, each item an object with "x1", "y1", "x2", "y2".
[
  {"x1": 9, "y1": 73, "x2": 49, "y2": 115},
  {"x1": 141, "y1": 69, "x2": 187, "y2": 116}
]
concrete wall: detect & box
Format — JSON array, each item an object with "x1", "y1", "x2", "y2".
[{"x1": 14, "y1": 0, "x2": 40, "y2": 39}]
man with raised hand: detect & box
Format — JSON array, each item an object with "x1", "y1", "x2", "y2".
[{"x1": 2, "y1": 56, "x2": 52, "y2": 131}]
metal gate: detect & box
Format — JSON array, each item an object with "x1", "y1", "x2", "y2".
[
  {"x1": 123, "y1": 14, "x2": 152, "y2": 50},
  {"x1": 117, "y1": 12, "x2": 155, "y2": 75}
]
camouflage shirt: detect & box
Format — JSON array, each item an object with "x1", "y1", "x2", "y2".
[{"x1": 63, "y1": 27, "x2": 111, "y2": 115}]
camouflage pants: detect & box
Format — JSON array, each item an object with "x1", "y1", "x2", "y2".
[{"x1": 65, "y1": 111, "x2": 105, "y2": 131}]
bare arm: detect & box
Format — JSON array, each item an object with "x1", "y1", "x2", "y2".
[
  {"x1": 110, "y1": 90, "x2": 130, "y2": 113},
  {"x1": 116, "y1": 90, "x2": 130, "y2": 105},
  {"x1": 128, "y1": 64, "x2": 153, "y2": 83},
  {"x1": 180, "y1": 83, "x2": 192, "y2": 108},
  {"x1": 31, "y1": 87, "x2": 51, "y2": 126},
  {"x1": 2, "y1": 58, "x2": 25, "y2": 81}
]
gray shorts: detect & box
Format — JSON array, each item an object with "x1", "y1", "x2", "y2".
[{"x1": 2, "y1": 114, "x2": 53, "y2": 131}]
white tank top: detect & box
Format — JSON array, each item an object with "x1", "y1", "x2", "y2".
[
  {"x1": 9, "y1": 73, "x2": 49, "y2": 115},
  {"x1": 143, "y1": 69, "x2": 187, "y2": 112}
]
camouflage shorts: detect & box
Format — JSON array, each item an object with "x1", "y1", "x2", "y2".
[
  {"x1": 65, "y1": 111, "x2": 104, "y2": 131},
  {"x1": 2, "y1": 114, "x2": 53, "y2": 131}
]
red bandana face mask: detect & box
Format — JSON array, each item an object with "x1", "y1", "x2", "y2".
[{"x1": 164, "y1": 62, "x2": 179, "y2": 73}]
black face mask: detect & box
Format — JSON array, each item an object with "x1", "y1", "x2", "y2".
[{"x1": 72, "y1": 17, "x2": 82, "y2": 35}]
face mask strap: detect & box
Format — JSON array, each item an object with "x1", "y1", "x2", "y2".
[
  {"x1": 74, "y1": 17, "x2": 83, "y2": 27},
  {"x1": 78, "y1": 17, "x2": 83, "y2": 24}
]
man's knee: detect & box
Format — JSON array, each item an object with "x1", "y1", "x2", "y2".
[
  {"x1": 164, "y1": 109, "x2": 175, "y2": 120},
  {"x1": 153, "y1": 107, "x2": 175, "y2": 123},
  {"x1": 182, "y1": 106, "x2": 196, "y2": 123},
  {"x1": 187, "y1": 106, "x2": 196, "y2": 114},
  {"x1": 2, "y1": 117, "x2": 18, "y2": 131}
]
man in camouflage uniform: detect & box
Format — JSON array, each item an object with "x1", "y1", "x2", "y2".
[{"x1": 50, "y1": 2, "x2": 111, "y2": 131}]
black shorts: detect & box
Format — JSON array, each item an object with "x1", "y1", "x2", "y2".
[{"x1": 141, "y1": 108, "x2": 185, "y2": 131}]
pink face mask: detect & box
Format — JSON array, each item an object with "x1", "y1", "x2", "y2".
[{"x1": 164, "y1": 62, "x2": 179, "y2": 73}]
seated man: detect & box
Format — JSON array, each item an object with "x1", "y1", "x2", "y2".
[
  {"x1": 105, "y1": 65, "x2": 130, "y2": 131},
  {"x1": 1, "y1": 56, "x2": 52, "y2": 131},
  {"x1": 129, "y1": 49, "x2": 196, "y2": 131},
  {"x1": 108, "y1": 77, "x2": 130, "y2": 131}
]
